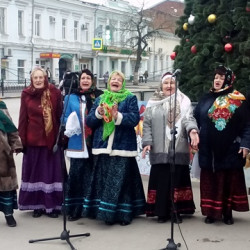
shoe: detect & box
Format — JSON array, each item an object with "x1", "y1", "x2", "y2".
[
  {"x1": 32, "y1": 209, "x2": 43, "y2": 218},
  {"x1": 157, "y1": 216, "x2": 168, "y2": 223},
  {"x1": 173, "y1": 214, "x2": 182, "y2": 224},
  {"x1": 47, "y1": 210, "x2": 59, "y2": 218},
  {"x1": 223, "y1": 216, "x2": 234, "y2": 225},
  {"x1": 105, "y1": 221, "x2": 114, "y2": 225},
  {"x1": 204, "y1": 216, "x2": 215, "y2": 224},
  {"x1": 120, "y1": 221, "x2": 130, "y2": 226},
  {"x1": 68, "y1": 215, "x2": 81, "y2": 221},
  {"x1": 5, "y1": 215, "x2": 17, "y2": 227}
]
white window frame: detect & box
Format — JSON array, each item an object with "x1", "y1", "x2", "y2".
[
  {"x1": 85, "y1": 22, "x2": 89, "y2": 42},
  {"x1": 0, "y1": 8, "x2": 6, "y2": 34},
  {"x1": 49, "y1": 16, "x2": 55, "y2": 39},
  {"x1": 35, "y1": 14, "x2": 40, "y2": 36},
  {"x1": 17, "y1": 60, "x2": 25, "y2": 82},
  {"x1": 18, "y1": 10, "x2": 24, "y2": 36},
  {"x1": 80, "y1": 63, "x2": 89, "y2": 70},
  {"x1": 62, "y1": 18, "x2": 67, "y2": 39},
  {"x1": 74, "y1": 21, "x2": 78, "y2": 41}
]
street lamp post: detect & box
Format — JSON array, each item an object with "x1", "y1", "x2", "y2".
[{"x1": 96, "y1": 51, "x2": 99, "y2": 88}]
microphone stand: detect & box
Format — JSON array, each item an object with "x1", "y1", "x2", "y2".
[
  {"x1": 29, "y1": 75, "x2": 90, "y2": 250},
  {"x1": 163, "y1": 73, "x2": 181, "y2": 250}
]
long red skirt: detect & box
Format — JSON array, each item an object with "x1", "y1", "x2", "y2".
[
  {"x1": 200, "y1": 168, "x2": 249, "y2": 219},
  {"x1": 146, "y1": 163, "x2": 195, "y2": 218}
]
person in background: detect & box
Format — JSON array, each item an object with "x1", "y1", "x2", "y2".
[
  {"x1": 46, "y1": 67, "x2": 52, "y2": 83},
  {"x1": 142, "y1": 72, "x2": 199, "y2": 223},
  {"x1": 63, "y1": 69, "x2": 103, "y2": 221},
  {"x1": 0, "y1": 99, "x2": 22, "y2": 227},
  {"x1": 103, "y1": 71, "x2": 109, "y2": 89},
  {"x1": 59, "y1": 69, "x2": 72, "y2": 98},
  {"x1": 143, "y1": 70, "x2": 148, "y2": 83},
  {"x1": 139, "y1": 71, "x2": 144, "y2": 83},
  {"x1": 83, "y1": 70, "x2": 146, "y2": 226},
  {"x1": 18, "y1": 67, "x2": 64, "y2": 218},
  {"x1": 194, "y1": 65, "x2": 250, "y2": 225}
]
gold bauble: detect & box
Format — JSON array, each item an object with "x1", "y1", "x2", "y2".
[
  {"x1": 208, "y1": 14, "x2": 216, "y2": 23},
  {"x1": 183, "y1": 22, "x2": 188, "y2": 31}
]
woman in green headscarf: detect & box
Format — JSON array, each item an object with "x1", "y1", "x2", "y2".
[
  {"x1": 0, "y1": 99, "x2": 22, "y2": 227},
  {"x1": 84, "y1": 70, "x2": 146, "y2": 226}
]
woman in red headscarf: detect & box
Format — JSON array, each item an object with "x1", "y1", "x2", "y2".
[{"x1": 18, "y1": 67, "x2": 63, "y2": 218}]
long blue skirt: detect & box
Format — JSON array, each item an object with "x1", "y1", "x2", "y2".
[
  {"x1": 0, "y1": 191, "x2": 18, "y2": 215},
  {"x1": 83, "y1": 155, "x2": 146, "y2": 224},
  {"x1": 18, "y1": 146, "x2": 64, "y2": 213},
  {"x1": 64, "y1": 157, "x2": 93, "y2": 217}
]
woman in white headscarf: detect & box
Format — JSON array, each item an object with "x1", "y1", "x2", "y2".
[{"x1": 142, "y1": 72, "x2": 199, "y2": 223}]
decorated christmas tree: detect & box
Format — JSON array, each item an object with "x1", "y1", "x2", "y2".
[{"x1": 173, "y1": 0, "x2": 250, "y2": 101}]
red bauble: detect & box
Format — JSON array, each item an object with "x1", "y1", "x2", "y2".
[
  {"x1": 224, "y1": 43, "x2": 233, "y2": 52},
  {"x1": 191, "y1": 45, "x2": 197, "y2": 54},
  {"x1": 170, "y1": 51, "x2": 176, "y2": 60}
]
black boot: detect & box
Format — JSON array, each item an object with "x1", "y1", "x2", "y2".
[
  {"x1": 204, "y1": 216, "x2": 215, "y2": 224},
  {"x1": 5, "y1": 215, "x2": 17, "y2": 227},
  {"x1": 47, "y1": 209, "x2": 59, "y2": 218},
  {"x1": 32, "y1": 209, "x2": 43, "y2": 218},
  {"x1": 223, "y1": 211, "x2": 234, "y2": 225}
]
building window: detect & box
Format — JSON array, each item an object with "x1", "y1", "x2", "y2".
[
  {"x1": 111, "y1": 61, "x2": 115, "y2": 71},
  {"x1": 121, "y1": 61, "x2": 126, "y2": 75},
  {"x1": 0, "y1": 8, "x2": 6, "y2": 34},
  {"x1": 1, "y1": 61, "x2": 8, "y2": 80},
  {"x1": 35, "y1": 60, "x2": 45, "y2": 68},
  {"x1": 18, "y1": 10, "x2": 24, "y2": 36},
  {"x1": 80, "y1": 63, "x2": 89, "y2": 70},
  {"x1": 40, "y1": 60, "x2": 46, "y2": 69},
  {"x1": 35, "y1": 14, "x2": 40, "y2": 36},
  {"x1": 85, "y1": 22, "x2": 89, "y2": 42},
  {"x1": 74, "y1": 21, "x2": 78, "y2": 41},
  {"x1": 49, "y1": 16, "x2": 55, "y2": 39},
  {"x1": 17, "y1": 60, "x2": 25, "y2": 82},
  {"x1": 62, "y1": 19, "x2": 67, "y2": 39}
]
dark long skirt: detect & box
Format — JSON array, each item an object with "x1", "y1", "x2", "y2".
[
  {"x1": 64, "y1": 157, "x2": 93, "y2": 217},
  {"x1": 146, "y1": 163, "x2": 195, "y2": 218},
  {"x1": 200, "y1": 168, "x2": 249, "y2": 219},
  {"x1": 83, "y1": 155, "x2": 146, "y2": 224},
  {"x1": 0, "y1": 191, "x2": 18, "y2": 215},
  {"x1": 18, "y1": 146, "x2": 64, "y2": 213}
]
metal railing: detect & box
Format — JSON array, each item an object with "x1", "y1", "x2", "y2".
[{"x1": 0, "y1": 79, "x2": 31, "y2": 97}]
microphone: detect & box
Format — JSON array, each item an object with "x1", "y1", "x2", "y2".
[
  {"x1": 53, "y1": 144, "x2": 58, "y2": 153},
  {"x1": 172, "y1": 69, "x2": 182, "y2": 77}
]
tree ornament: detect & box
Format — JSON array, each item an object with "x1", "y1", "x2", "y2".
[
  {"x1": 188, "y1": 14, "x2": 195, "y2": 25},
  {"x1": 183, "y1": 23, "x2": 188, "y2": 31},
  {"x1": 170, "y1": 52, "x2": 176, "y2": 60},
  {"x1": 191, "y1": 45, "x2": 197, "y2": 54},
  {"x1": 223, "y1": 35, "x2": 231, "y2": 43},
  {"x1": 224, "y1": 43, "x2": 233, "y2": 52},
  {"x1": 208, "y1": 14, "x2": 217, "y2": 23}
]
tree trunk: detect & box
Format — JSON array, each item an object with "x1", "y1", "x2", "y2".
[{"x1": 133, "y1": 71, "x2": 139, "y2": 85}]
